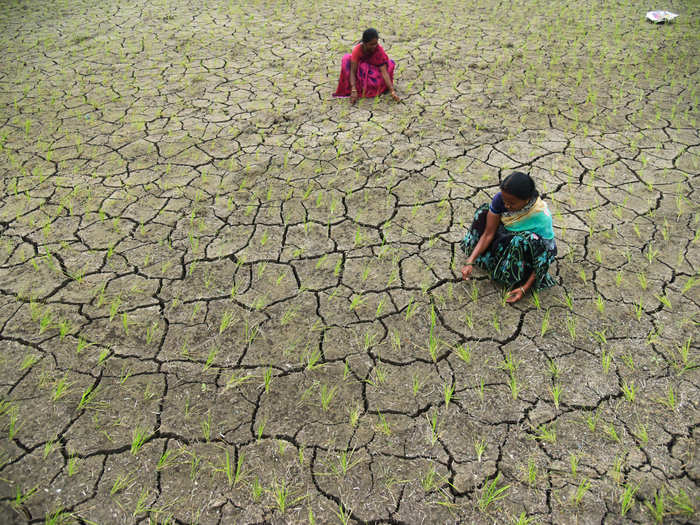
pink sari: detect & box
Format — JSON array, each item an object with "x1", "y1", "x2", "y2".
[{"x1": 333, "y1": 44, "x2": 396, "y2": 98}]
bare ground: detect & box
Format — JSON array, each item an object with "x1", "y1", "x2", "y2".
[{"x1": 0, "y1": 0, "x2": 698, "y2": 523}]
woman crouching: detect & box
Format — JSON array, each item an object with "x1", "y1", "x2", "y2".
[
  {"x1": 461, "y1": 172, "x2": 557, "y2": 303},
  {"x1": 333, "y1": 28, "x2": 399, "y2": 104}
]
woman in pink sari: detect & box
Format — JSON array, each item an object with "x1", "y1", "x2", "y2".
[{"x1": 333, "y1": 28, "x2": 399, "y2": 104}]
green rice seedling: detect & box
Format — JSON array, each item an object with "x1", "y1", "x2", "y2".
[
  {"x1": 530, "y1": 290, "x2": 541, "y2": 309},
  {"x1": 509, "y1": 374, "x2": 520, "y2": 400},
  {"x1": 412, "y1": 373, "x2": 423, "y2": 396},
  {"x1": 604, "y1": 422, "x2": 621, "y2": 443},
  {"x1": 478, "y1": 472, "x2": 510, "y2": 511},
  {"x1": 492, "y1": 311, "x2": 501, "y2": 333},
  {"x1": 304, "y1": 346, "x2": 322, "y2": 370},
  {"x1": 43, "y1": 437, "x2": 58, "y2": 458},
  {"x1": 443, "y1": 380, "x2": 455, "y2": 410},
  {"x1": 620, "y1": 351, "x2": 635, "y2": 370},
  {"x1": 320, "y1": 384, "x2": 337, "y2": 411},
  {"x1": 67, "y1": 451, "x2": 78, "y2": 476},
  {"x1": 348, "y1": 404, "x2": 360, "y2": 427},
  {"x1": 333, "y1": 448, "x2": 363, "y2": 477},
  {"x1": 374, "y1": 364, "x2": 387, "y2": 385},
  {"x1": 681, "y1": 276, "x2": 698, "y2": 294},
  {"x1": 455, "y1": 343, "x2": 471, "y2": 364},
  {"x1": 572, "y1": 478, "x2": 591, "y2": 505},
  {"x1": 256, "y1": 418, "x2": 266, "y2": 441},
  {"x1": 216, "y1": 449, "x2": 243, "y2": 487},
  {"x1": 621, "y1": 380, "x2": 636, "y2": 402},
  {"x1": 428, "y1": 306, "x2": 440, "y2": 361},
  {"x1": 183, "y1": 449, "x2": 200, "y2": 481},
  {"x1": 219, "y1": 311, "x2": 235, "y2": 334},
  {"x1": 532, "y1": 423, "x2": 556, "y2": 443},
  {"x1": 77, "y1": 384, "x2": 100, "y2": 411},
  {"x1": 335, "y1": 502, "x2": 352, "y2": 525},
  {"x1": 633, "y1": 300, "x2": 644, "y2": 321},
  {"x1": 109, "y1": 295, "x2": 121, "y2": 322},
  {"x1": 156, "y1": 448, "x2": 180, "y2": 471},
  {"x1": 251, "y1": 476, "x2": 263, "y2": 502},
  {"x1": 474, "y1": 438, "x2": 486, "y2": 461},
  {"x1": 569, "y1": 452, "x2": 581, "y2": 477},
  {"x1": 620, "y1": 483, "x2": 639, "y2": 516},
  {"x1": 263, "y1": 366, "x2": 273, "y2": 393},
  {"x1": 526, "y1": 458, "x2": 537, "y2": 486},
  {"x1": 646, "y1": 244, "x2": 659, "y2": 264},
  {"x1": 131, "y1": 427, "x2": 150, "y2": 454},
  {"x1": 362, "y1": 330, "x2": 379, "y2": 351},
  {"x1": 133, "y1": 488, "x2": 150, "y2": 517},
  {"x1": 513, "y1": 511, "x2": 537, "y2": 525},
  {"x1": 560, "y1": 291, "x2": 574, "y2": 310},
  {"x1": 644, "y1": 489, "x2": 665, "y2": 523},
  {"x1": 657, "y1": 385, "x2": 676, "y2": 410},
  {"x1": 375, "y1": 298, "x2": 385, "y2": 317},
  {"x1": 427, "y1": 409, "x2": 440, "y2": 445},
  {"x1": 655, "y1": 293, "x2": 671, "y2": 310},
  {"x1": 464, "y1": 310, "x2": 474, "y2": 329},
  {"x1": 500, "y1": 351, "x2": 520, "y2": 375},
  {"x1": 52, "y1": 375, "x2": 71, "y2": 402},
  {"x1": 111, "y1": 471, "x2": 137, "y2": 495},
  {"x1": 615, "y1": 270, "x2": 622, "y2": 288},
  {"x1": 376, "y1": 410, "x2": 391, "y2": 435},
  {"x1": 57, "y1": 319, "x2": 71, "y2": 340},
  {"x1": 121, "y1": 312, "x2": 129, "y2": 335},
  {"x1": 349, "y1": 294, "x2": 366, "y2": 311},
  {"x1": 11, "y1": 484, "x2": 38, "y2": 516},
  {"x1": 334, "y1": 258, "x2": 342, "y2": 276},
  {"x1": 421, "y1": 464, "x2": 438, "y2": 492},
  {"x1": 145, "y1": 321, "x2": 158, "y2": 345},
  {"x1": 551, "y1": 384, "x2": 562, "y2": 409},
  {"x1": 201, "y1": 411, "x2": 212, "y2": 442},
  {"x1": 97, "y1": 347, "x2": 110, "y2": 366},
  {"x1": 39, "y1": 309, "x2": 52, "y2": 334},
  {"x1": 44, "y1": 508, "x2": 75, "y2": 525},
  {"x1": 270, "y1": 478, "x2": 303, "y2": 514},
  {"x1": 20, "y1": 354, "x2": 39, "y2": 371},
  {"x1": 637, "y1": 272, "x2": 648, "y2": 290},
  {"x1": 547, "y1": 358, "x2": 560, "y2": 379},
  {"x1": 669, "y1": 488, "x2": 695, "y2": 517},
  {"x1": 632, "y1": 422, "x2": 648, "y2": 445},
  {"x1": 119, "y1": 365, "x2": 132, "y2": 385},
  {"x1": 601, "y1": 348, "x2": 613, "y2": 374},
  {"x1": 595, "y1": 295, "x2": 605, "y2": 314}
]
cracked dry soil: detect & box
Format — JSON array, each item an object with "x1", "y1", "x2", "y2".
[{"x1": 0, "y1": 0, "x2": 698, "y2": 523}]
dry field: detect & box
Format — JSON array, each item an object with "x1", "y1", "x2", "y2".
[{"x1": 0, "y1": 0, "x2": 698, "y2": 523}]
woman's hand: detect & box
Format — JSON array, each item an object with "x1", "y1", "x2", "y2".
[
  {"x1": 461, "y1": 264, "x2": 474, "y2": 280},
  {"x1": 505, "y1": 287, "x2": 526, "y2": 303},
  {"x1": 390, "y1": 89, "x2": 400, "y2": 102}
]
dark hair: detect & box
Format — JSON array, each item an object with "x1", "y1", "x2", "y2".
[
  {"x1": 362, "y1": 28, "x2": 379, "y2": 43},
  {"x1": 500, "y1": 171, "x2": 538, "y2": 200}
]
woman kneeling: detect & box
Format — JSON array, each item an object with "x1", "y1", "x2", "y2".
[{"x1": 461, "y1": 172, "x2": 557, "y2": 303}]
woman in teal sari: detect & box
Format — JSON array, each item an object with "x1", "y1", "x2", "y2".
[{"x1": 461, "y1": 172, "x2": 557, "y2": 303}]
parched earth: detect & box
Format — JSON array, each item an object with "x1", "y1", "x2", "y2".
[{"x1": 0, "y1": 0, "x2": 698, "y2": 523}]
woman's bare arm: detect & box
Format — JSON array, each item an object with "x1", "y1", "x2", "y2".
[
  {"x1": 379, "y1": 64, "x2": 399, "y2": 101},
  {"x1": 350, "y1": 61, "x2": 359, "y2": 102},
  {"x1": 462, "y1": 211, "x2": 500, "y2": 279}
]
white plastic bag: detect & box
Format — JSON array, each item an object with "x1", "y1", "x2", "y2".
[{"x1": 646, "y1": 11, "x2": 679, "y2": 23}]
